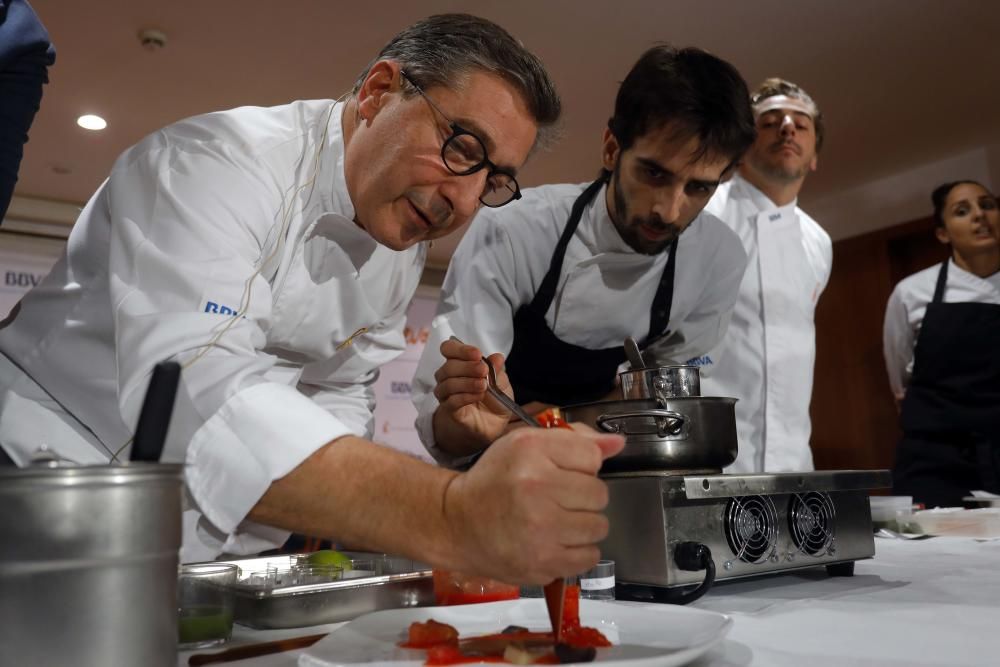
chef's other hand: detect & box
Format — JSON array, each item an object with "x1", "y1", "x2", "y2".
[
  {"x1": 442, "y1": 426, "x2": 625, "y2": 585},
  {"x1": 432, "y1": 337, "x2": 513, "y2": 447}
]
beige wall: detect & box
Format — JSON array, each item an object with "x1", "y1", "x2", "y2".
[{"x1": 807, "y1": 142, "x2": 1000, "y2": 242}]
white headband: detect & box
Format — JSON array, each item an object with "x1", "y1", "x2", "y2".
[{"x1": 753, "y1": 94, "x2": 818, "y2": 120}]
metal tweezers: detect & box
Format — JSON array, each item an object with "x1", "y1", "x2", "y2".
[
  {"x1": 480, "y1": 356, "x2": 541, "y2": 428},
  {"x1": 449, "y1": 335, "x2": 540, "y2": 428}
]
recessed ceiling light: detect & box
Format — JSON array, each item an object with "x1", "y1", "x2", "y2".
[{"x1": 77, "y1": 114, "x2": 107, "y2": 131}]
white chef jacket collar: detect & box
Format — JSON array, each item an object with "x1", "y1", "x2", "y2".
[
  {"x1": 318, "y1": 101, "x2": 356, "y2": 223},
  {"x1": 310, "y1": 101, "x2": 381, "y2": 271},
  {"x1": 733, "y1": 173, "x2": 798, "y2": 218},
  {"x1": 591, "y1": 181, "x2": 666, "y2": 258}
]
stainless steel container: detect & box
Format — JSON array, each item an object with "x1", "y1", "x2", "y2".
[
  {"x1": 215, "y1": 553, "x2": 433, "y2": 629},
  {"x1": 562, "y1": 397, "x2": 738, "y2": 472},
  {"x1": 618, "y1": 365, "x2": 701, "y2": 401},
  {"x1": 0, "y1": 463, "x2": 183, "y2": 666}
]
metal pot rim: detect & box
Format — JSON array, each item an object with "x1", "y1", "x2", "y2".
[
  {"x1": 563, "y1": 396, "x2": 738, "y2": 410},
  {"x1": 0, "y1": 462, "x2": 185, "y2": 481},
  {"x1": 619, "y1": 364, "x2": 701, "y2": 372}
]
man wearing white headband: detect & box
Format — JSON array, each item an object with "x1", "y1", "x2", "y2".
[{"x1": 696, "y1": 78, "x2": 832, "y2": 472}]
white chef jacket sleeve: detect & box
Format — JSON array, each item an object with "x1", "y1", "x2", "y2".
[
  {"x1": 814, "y1": 227, "x2": 834, "y2": 296},
  {"x1": 646, "y1": 218, "x2": 749, "y2": 365},
  {"x1": 883, "y1": 284, "x2": 915, "y2": 399},
  {"x1": 411, "y1": 208, "x2": 525, "y2": 463},
  {"x1": 106, "y1": 139, "x2": 356, "y2": 544}
]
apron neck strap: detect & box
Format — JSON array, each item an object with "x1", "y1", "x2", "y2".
[
  {"x1": 532, "y1": 174, "x2": 608, "y2": 312},
  {"x1": 932, "y1": 257, "x2": 950, "y2": 304}
]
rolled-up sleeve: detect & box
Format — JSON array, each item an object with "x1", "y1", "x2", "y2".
[
  {"x1": 186, "y1": 382, "x2": 351, "y2": 535},
  {"x1": 412, "y1": 210, "x2": 522, "y2": 460}
]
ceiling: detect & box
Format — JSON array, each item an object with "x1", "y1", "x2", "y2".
[{"x1": 17, "y1": 0, "x2": 1000, "y2": 267}]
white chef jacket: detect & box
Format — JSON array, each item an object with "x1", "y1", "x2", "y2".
[
  {"x1": 883, "y1": 261, "x2": 1000, "y2": 398},
  {"x1": 412, "y1": 181, "x2": 748, "y2": 461},
  {"x1": 0, "y1": 100, "x2": 426, "y2": 561},
  {"x1": 696, "y1": 174, "x2": 832, "y2": 473}
]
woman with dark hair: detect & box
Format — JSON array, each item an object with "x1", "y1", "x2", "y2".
[{"x1": 883, "y1": 180, "x2": 1000, "y2": 507}]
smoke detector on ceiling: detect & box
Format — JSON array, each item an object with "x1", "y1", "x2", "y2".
[{"x1": 138, "y1": 28, "x2": 167, "y2": 51}]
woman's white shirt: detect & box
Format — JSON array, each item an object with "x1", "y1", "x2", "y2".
[{"x1": 883, "y1": 261, "x2": 1000, "y2": 398}]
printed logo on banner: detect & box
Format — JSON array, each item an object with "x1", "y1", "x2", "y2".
[
  {"x1": 0, "y1": 244, "x2": 63, "y2": 319},
  {"x1": 4, "y1": 271, "x2": 45, "y2": 288}
]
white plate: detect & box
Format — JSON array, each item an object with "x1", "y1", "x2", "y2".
[{"x1": 299, "y1": 598, "x2": 731, "y2": 667}]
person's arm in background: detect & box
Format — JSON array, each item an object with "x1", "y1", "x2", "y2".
[
  {"x1": 412, "y1": 207, "x2": 533, "y2": 461},
  {"x1": 0, "y1": 0, "x2": 55, "y2": 223},
  {"x1": 883, "y1": 285, "x2": 915, "y2": 411}
]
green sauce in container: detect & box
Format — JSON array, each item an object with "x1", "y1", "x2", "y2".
[{"x1": 178, "y1": 605, "x2": 234, "y2": 645}]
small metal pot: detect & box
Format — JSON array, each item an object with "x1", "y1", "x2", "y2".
[
  {"x1": 0, "y1": 463, "x2": 183, "y2": 666},
  {"x1": 562, "y1": 396, "x2": 737, "y2": 473},
  {"x1": 618, "y1": 365, "x2": 701, "y2": 401}
]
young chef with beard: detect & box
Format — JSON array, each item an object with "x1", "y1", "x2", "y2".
[
  {"x1": 0, "y1": 14, "x2": 626, "y2": 585},
  {"x1": 412, "y1": 45, "x2": 756, "y2": 462},
  {"x1": 696, "y1": 78, "x2": 832, "y2": 473},
  {"x1": 884, "y1": 181, "x2": 1000, "y2": 508}
]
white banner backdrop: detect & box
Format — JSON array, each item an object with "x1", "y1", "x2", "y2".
[
  {"x1": 0, "y1": 233, "x2": 64, "y2": 318},
  {"x1": 371, "y1": 292, "x2": 439, "y2": 462}
]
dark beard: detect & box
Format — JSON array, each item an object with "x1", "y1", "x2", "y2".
[{"x1": 610, "y1": 166, "x2": 682, "y2": 255}]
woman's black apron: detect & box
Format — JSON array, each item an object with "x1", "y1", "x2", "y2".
[
  {"x1": 503, "y1": 176, "x2": 678, "y2": 407},
  {"x1": 893, "y1": 258, "x2": 1000, "y2": 507}
]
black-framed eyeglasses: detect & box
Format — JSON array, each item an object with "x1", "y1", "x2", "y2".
[{"x1": 400, "y1": 70, "x2": 521, "y2": 208}]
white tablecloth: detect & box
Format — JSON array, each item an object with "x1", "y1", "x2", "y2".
[{"x1": 177, "y1": 536, "x2": 1000, "y2": 667}]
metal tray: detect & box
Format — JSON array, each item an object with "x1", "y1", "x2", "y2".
[{"x1": 214, "y1": 552, "x2": 434, "y2": 629}]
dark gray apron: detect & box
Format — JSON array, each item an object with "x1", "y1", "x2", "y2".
[
  {"x1": 504, "y1": 175, "x2": 678, "y2": 406},
  {"x1": 893, "y1": 258, "x2": 1000, "y2": 507}
]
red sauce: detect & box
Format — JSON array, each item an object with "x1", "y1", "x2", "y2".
[
  {"x1": 561, "y1": 585, "x2": 581, "y2": 628},
  {"x1": 560, "y1": 626, "x2": 612, "y2": 649},
  {"x1": 537, "y1": 408, "x2": 571, "y2": 430},
  {"x1": 408, "y1": 553, "x2": 612, "y2": 664},
  {"x1": 403, "y1": 612, "x2": 612, "y2": 665}
]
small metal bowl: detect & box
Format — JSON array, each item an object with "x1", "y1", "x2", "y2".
[{"x1": 618, "y1": 365, "x2": 701, "y2": 401}]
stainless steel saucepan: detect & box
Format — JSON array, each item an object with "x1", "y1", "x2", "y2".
[{"x1": 562, "y1": 396, "x2": 738, "y2": 472}]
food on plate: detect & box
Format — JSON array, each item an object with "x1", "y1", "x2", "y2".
[
  {"x1": 406, "y1": 619, "x2": 461, "y2": 648},
  {"x1": 402, "y1": 586, "x2": 611, "y2": 664}
]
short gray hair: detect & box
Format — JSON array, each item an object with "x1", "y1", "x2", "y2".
[{"x1": 352, "y1": 14, "x2": 561, "y2": 149}]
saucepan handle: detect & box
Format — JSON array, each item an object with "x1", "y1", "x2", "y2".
[{"x1": 596, "y1": 409, "x2": 685, "y2": 437}]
